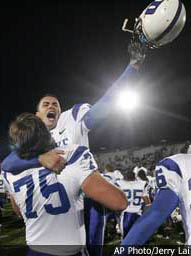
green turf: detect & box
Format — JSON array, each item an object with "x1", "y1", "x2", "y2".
[{"x1": 1, "y1": 203, "x2": 25, "y2": 246}]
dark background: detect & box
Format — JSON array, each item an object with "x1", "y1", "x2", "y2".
[{"x1": 0, "y1": 0, "x2": 191, "y2": 156}]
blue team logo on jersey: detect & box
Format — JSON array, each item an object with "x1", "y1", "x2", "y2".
[{"x1": 57, "y1": 138, "x2": 69, "y2": 147}]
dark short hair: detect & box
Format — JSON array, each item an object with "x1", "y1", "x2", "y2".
[
  {"x1": 125, "y1": 171, "x2": 135, "y2": 181},
  {"x1": 9, "y1": 113, "x2": 56, "y2": 159},
  {"x1": 36, "y1": 94, "x2": 60, "y2": 112},
  {"x1": 137, "y1": 169, "x2": 148, "y2": 181}
]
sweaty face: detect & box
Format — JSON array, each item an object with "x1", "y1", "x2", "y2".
[{"x1": 36, "y1": 96, "x2": 61, "y2": 130}]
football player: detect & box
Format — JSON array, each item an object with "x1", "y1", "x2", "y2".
[
  {"x1": 2, "y1": 113, "x2": 127, "y2": 256},
  {"x1": 2, "y1": 41, "x2": 144, "y2": 173},
  {"x1": 116, "y1": 170, "x2": 150, "y2": 239},
  {"x1": 118, "y1": 153, "x2": 191, "y2": 250},
  {"x1": 2, "y1": 33, "x2": 145, "y2": 256}
]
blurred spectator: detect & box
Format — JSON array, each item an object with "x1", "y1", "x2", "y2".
[
  {"x1": 95, "y1": 141, "x2": 185, "y2": 177},
  {"x1": 180, "y1": 140, "x2": 191, "y2": 153}
]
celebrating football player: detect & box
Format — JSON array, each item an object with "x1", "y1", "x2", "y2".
[{"x1": 2, "y1": 113, "x2": 127, "y2": 256}]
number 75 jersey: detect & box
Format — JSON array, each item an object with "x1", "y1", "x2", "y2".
[
  {"x1": 155, "y1": 153, "x2": 191, "y2": 245},
  {"x1": 2, "y1": 144, "x2": 97, "y2": 250}
]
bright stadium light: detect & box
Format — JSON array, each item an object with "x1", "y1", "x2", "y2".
[{"x1": 116, "y1": 89, "x2": 140, "y2": 111}]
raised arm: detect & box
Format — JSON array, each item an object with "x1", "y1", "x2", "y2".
[{"x1": 83, "y1": 41, "x2": 147, "y2": 129}]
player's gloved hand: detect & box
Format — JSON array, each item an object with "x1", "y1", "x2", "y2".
[
  {"x1": 128, "y1": 34, "x2": 148, "y2": 69},
  {"x1": 38, "y1": 149, "x2": 66, "y2": 173}
]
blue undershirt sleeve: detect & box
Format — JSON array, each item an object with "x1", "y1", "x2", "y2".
[
  {"x1": 121, "y1": 188, "x2": 179, "y2": 247},
  {"x1": 83, "y1": 64, "x2": 139, "y2": 129},
  {"x1": 2, "y1": 151, "x2": 40, "y2": 174}
]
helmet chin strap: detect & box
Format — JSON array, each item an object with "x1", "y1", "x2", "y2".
[
  {"x1": 134, "y1": 18, "x2": 160, "y2": 49},
  {"x1": 122, "y1": 18, "x2": 134, "y2": 33},
  {"x1": 122, "y1": 17, "x2": 160, "y2": 49}
]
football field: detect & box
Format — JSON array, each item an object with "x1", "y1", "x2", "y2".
[{"x1": 0, "y1": 202, "x2": 185, "y2": 256}]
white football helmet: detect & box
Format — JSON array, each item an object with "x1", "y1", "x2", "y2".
[
  {"x1": 123, "y1": 0, "x2": 186, "y2": 48},
  {"x1": 132, "y1": 166, "x2": 139, "y2": 175},
  {"x1": 137, "y1": 167, "x2": 148, "y2": 175},
  {"x1": 133, "y1": 166, "x2": 148, "y2": 175},
  {"x1": 133, "y1": 166, "x2": 148, "y2": 180}
]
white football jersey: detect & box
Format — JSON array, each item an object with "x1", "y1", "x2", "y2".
[
  {"x1": 51, "y1": 104, "x2": 91, "y2": 148},
  {"x1": 2, "y1": 144, "x2": 97, "y2": 256},
  {"x1": 103, "y1": 171, "x2": 117, "y2": 184},
  {"x1": 103, "y1": 170, "x2": 123, "y2": 184},
  {"x1": 114, "y1": 170, "x2": 124, "y2": 181},
  {"x1": 155, "y1": 153, "x2": 191, "y2": 245},
  {"x1": 116, "y1": 179, "x2": 149, "y2": 214},
  {"x1": 147, "y1": 176, "x2": 156, "y2": 190}
]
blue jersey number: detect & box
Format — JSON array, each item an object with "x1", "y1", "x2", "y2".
[
  {"x1": 39, "y1": 169, "x2": 70, "y2": 215},
  {"x1": 14, "y1": 175, "x2": 38, "y2": 218},
  {"x1": 124, "y1": 189, "x2": 131, "y2": 206},
  {"x1": 124, "y1": 189, "x2": 143, "y2": 206},
  {"x1": 155, "y1": 168, "x2": 167, "y2": 188},
  {"x1": 145, "y1": 0, "x2": 163, "y2": 15},
  {"x1": 13, "y1": 169, "x2": 71, "y2": 219}
]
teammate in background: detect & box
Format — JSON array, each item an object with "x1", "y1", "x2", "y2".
[
  {"x1": 103, "y1": 165, "x2": 124, "y2": 240},
  {"x1": 103, "y1": 164, "x2": 124, "y2": 184},
  {"x1": 103, "y1": 164, "x2": 124, "y2": 235},
  {"x1": 116, "y1": 170, "x2": 150, "y2": 239},
  {"x1": 133, "y1": 166, "x2": 148, "y2": 182},
  {"x1": 135, "y1": 167, "x2": 175, "y2": 240},
  {"x1": 2, "y1": 113, "x2": 127, "y2": 256},
  {"x1": 120, "y1": 153, "x2": 191, "y2": 249},
  {"x1": 134, "y1": 166, "x2": 156, "y2": 202}
]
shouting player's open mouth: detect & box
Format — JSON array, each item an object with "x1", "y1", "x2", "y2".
[{"x1": 47, "y1": 111, "x2": 56, "y2": 121}]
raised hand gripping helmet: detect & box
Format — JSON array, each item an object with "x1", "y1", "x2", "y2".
[{"x1": 123, "y1": 0, "x2": 186, "y2": 49}]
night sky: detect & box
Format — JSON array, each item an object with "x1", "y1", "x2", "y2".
[{"x1": 0, "y1": 0, "x2": 191, "y2": 156}]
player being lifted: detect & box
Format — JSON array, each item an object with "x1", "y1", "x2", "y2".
[{"x1": 2, "y1": 113, "x2": 127, "y2": 256}]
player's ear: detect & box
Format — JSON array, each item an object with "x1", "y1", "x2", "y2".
[{"x1": 36, "y1": 111, "x2": 40, "y2": 117}]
